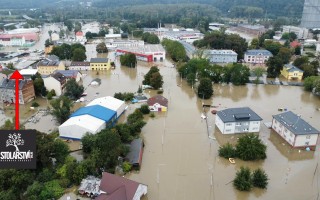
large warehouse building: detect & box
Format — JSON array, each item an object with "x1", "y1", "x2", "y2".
[
  {"x1": 59, "y1": 96, "x2": 126, "y2": 140},
  {"x1": 116, "y1": 44, "x2": 166, "y2": 62}
]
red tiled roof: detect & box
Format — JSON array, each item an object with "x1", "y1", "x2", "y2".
[
  {"x1": 0, "y1": 33, "x2": 38, "y2": 41},
  {"x1": 98, "y1": 172, "x2": 140, "y2": 200},
  {"x1": 147, "y1": 95, "x2": 168, "y2": 107},
  {"x1": 290, "y1": 40, "x2": 301, "y2": 48},
  {"x1": 76, "y1": 31, "x2": 83, "y2": 36}
]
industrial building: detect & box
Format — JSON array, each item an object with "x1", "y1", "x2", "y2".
[
  {"x1": 282, "y1": 26, "x2": 309, "y2": 39},
  {"x1": 143, "y1": 28, "x2": 204, "y2": 43},
  {"x1": 204, "y1": 50, "x2": 237, "y2": 63},
  {"x1": 59, "y1": 96, "x2": 126, "y2": 140},
  {"x1": 301, "y1": 0, "x2": 320, "y2": 29},
  {"x1": 116, "y1": 44, "x2": 165, "y2": 62}
]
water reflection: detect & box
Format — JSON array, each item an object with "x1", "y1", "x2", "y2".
[
  {"x1": 268, "y1": 130, "x2": 314, "y2": 161},
  {"x1": 262, "y1": 84, "x2": 280, "y2": 96},
  {"x1": 250, "y1": 84, "x2": 261, "y2": 100}
]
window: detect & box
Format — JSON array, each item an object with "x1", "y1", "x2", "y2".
[
  {"x1": 306, "y1": 135, "x2": 311, "y2": 139},
  {"x1": 226, "y1": 123, "x2": 232, "y2": 126},
  {"x1": 236, "y1": 122, "x2": 241, "y2": 126},
  {"x1": 225, "y1": 129, "x2": 231, "y2": 132},
  {"x1": 305, "y1": 141, "x2": 309, "y2": 146}
]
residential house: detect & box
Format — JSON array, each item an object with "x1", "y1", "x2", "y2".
[
  {"x1": 0, "y1": 78, "x2": 35, "y2": 104},
  {"x1": 244, "y1": 50, "x2": 273, "y2": 64},
  {"x1": 37, "y1": 55, "x2": 65, "y2": 75},
  {"x1": 69, "y1": 61, "x2": 90, "y2": 71},
  {"x1": 281, "y1": 64, "x2": 304, "y2": 80},
  {"x1": 43, "y1": 72, "x2": 67, "y2": 96},
  {"x1": 272, "y1": 111, "x2": 319, "y2": 148},
  {"x1": 76, "y1": 31, "x2": 84, "y2": 41},
  {"x1": 215, "y1": 107, "x2": 263, "y2": 134},
  {"x1": 125, "y1": 138, "x2": 144, "y2": 169},
  {"x1": 147, "y1": 95, "x2": 168, "y2": 112},
  {"x1": 51, "y1": 32, "x2": 60, "y2": 42},
  {"x1": 90, "y1": 58, "x2": 111, "y2": 70},
  {"x1": 96, "y1": 172, "x2": 147, "y2": 200},
  {"x1": 54, "y1": 70, "x2": 82, "y2": 82},
  {"x1": 204, "y1": 50, "x2": 237, "y2": 63}
]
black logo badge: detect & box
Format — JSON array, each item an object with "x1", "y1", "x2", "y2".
[{"x1": 0, "y1": 130, "x2": 36, "y2": 169}]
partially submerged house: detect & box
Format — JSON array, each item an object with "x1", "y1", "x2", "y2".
[
  {"x1": 272, "y1": 111, "x2": 319, "y2": 148},
  {"x1": 125, "y1": 138, "x2": 144, "y2": 169},
  {"x1": 147, "y1": 95, "x2": 168, "y2": 112},
  {"x1": 281, "y1": 64, "x2": 304, "y2": 81},
  {"x1": 215, "y1": 107, "x2": 263, "y2": 134},
  {"x1": 96, "y1": 172, "x2": 147, "y2": 200}
]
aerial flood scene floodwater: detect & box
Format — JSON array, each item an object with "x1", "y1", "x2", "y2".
[{"x1": 3, "y1": 52, "x2": 319, "y2": 199}]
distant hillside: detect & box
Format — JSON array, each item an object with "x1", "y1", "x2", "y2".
[
  {"x1": 0, "y1": 0, "x2": 64, "y2": 9},
  {"x1": 94, "y1": 0, "x2": 304, "y2": 18}
]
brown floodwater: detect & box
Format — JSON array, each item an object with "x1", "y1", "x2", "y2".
[{"x1": 2, "y1": 51, "x2": 320, "y2": 200}]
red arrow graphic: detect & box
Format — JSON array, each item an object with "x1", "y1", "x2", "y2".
[{"x1": 10, "y1": 70, "x2": 23, "y2": 130}]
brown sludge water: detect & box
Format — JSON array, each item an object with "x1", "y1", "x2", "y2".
[{"x1": 2, "y1": 52, "x2": 320, "y2": 199}]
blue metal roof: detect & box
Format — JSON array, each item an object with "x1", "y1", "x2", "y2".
[
  {"x1": 284, "y1": 64, "x2": 304, "y2": 73},
  {"x1": 245, "y1": 50, "x2": 273, "y2": 56},
  {"x1": 71, "y1": 105, "x2": 116, "y2": 122}
]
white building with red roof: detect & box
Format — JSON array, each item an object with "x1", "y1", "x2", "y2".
[
  {"x1": 0, "y1": 32, "x2": 38, "y2": 46},
  {"x1": 76, "y1": 31, "x2": 84, "y2": 41}
]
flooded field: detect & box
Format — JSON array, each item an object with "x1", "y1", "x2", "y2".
[{"x1": 2, "y1": 50, "x2": 320, "y2": 199}]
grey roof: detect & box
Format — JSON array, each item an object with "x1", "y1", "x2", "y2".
[
  {"x1": 125, "y1": 138, "x2": 143, "y2": 166},
  {"x1": 284, "y1": 64, "x2": 304, "y2": 73},
  {"x1": 70, "y1": 61, "x2": 90, "y2": 66},
  {"x1": 47, "y1": 55, "x2": 60, "y2": 61},
  {"x1": 205, "y1": 49, "x2": 237, "y2": 56},
  {"x1": 245, "y1": 50, "x2": 273, "y2": 56},
  {"x1": 54, "y1": 70, "x2": 80, "y2": 77},
  {"x1": 0, "y1": 78, "x2": 28, "y2": 90},
  {"x1": 217, "y1": 107, "x2": 263, "y2": 123},
  {"x1": 273, "y1": 111, "x2": 319, "y2": 135},
  {"x1": 38, "y1": 58, "x2": 60, "y2": 66},
  {"x1": 90, "y1": 58, "x2": 108, "y2": 63},
  {"x1": 51, "y1": 72, "x2": 67, "y2": 83}
]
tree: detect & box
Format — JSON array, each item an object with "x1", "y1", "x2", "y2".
[
  {"x1": 277, "y1": 47, "x2": 292, "y2": 64},
  {"x1": 143, "y1": 66, "x2": 160, "y2": 86},
  {"x1": 294, "y1": 46, "x2": 301, "y2": 55},
  {"x1": 96, "y1": 42, "x2": 108, "y2": 53},
  {"x1": 197, "y1": 78, "x2": 213, "y2": 99},
  {"x1": 140, "y1": 104, "x2": 150, "y2": 114},
  {"x1": 229, "y1": 63, "x2": 250, "y2": 85},
  {"x1": 162, "y1": 39, "x2": 186, "y2": 62},
  {"x1": 72, "y1": 48, "x2": 86, "y2": 61},
  {"x1": 263, "y1": 40, "x2": 282, "y2": 55},
  {"x1": 52, "y1": 139, "x2": 69, "y2": 164},
  {"x1": 266, "y1": 56, "x2": 284, "y2": 78},
  {"x1": 233, "y1": 167, "x2": 253, "y2": 191},
  {"x1": 149, "y1": 72, "x2": 163, "y2": 89},
  {"x1": 252, "y1": 168, "x2": 268, "y2": 189},
  {"x1": 6, "y1": 133, "x2": 24, "y2": 152},
  {"x1": 120, "y1": 53, "x2": 137, "y2": 68},
  {"x1": 50, "y1": 96, "x2": 73, "y2": 124},
  {"x1": 81, "y1": 133, "x2": 96, "y2": 153},
  {"x1": 252, "y1": 67, "x2": 265, "y2": 84},
  {"x1": 39, "y1": 180, "x2": 64, "y2": 200},
  {"x1": 218, "y1": 143, "x2": 237, "y2": 158},
  {"x1": 114, "y1": 124, "x2": 133, "y2": 143},
  {"x1": 32, "y1": 73, "x2": 47, "y2": 96},
  {"x1": 236, "y1": 134, "x2": 267, "y2": 161},
  {"x1": 303, "y1": 76, "x2": 319, "y2": 91},
  {"x1": 45, "y1": 39, "x2": 53, "y2": 47},
  {"x1": 293, "y1": 56, "x2": 309, "y2": 67},
  {"x1": 142, "y1": 32, "x2": 160, "y2": 44},
  {"x1": 249, "y1": 38, "x2": 259, "y2": 49},
  {"x1": 64, "y1": 79, "x2": 84, "y2": 99}
]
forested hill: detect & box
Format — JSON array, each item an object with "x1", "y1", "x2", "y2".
[
  {"x1": 93, "y1": 0, "x2": 304, "y2": 18},
  {"x1": 0, "y1": 0, "x2": 67, "y2": 9}
]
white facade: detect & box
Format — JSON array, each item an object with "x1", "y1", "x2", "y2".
[
  {"x1": 144, "y1": 44, "x2": 166, "y2": 62},
  {"x1": 272, "y1": 118, "x2": 318, "y2": 147},
  {"x1": 51, "y1": 33, "x2": 60, "y2": 41},
  {"x1": 59, "y1": 115, "x2": 106, "y2": 140},
  {"x1": 133, "y1": 184, "x2": 148, "y2": 200},
  {"x1": 282, "y1": 26, "x2": 309, "y2": 39},
  {"x1": 43, "y1": 76, "x2": 63, "y2": 96},
  {"x1": 105, "y1": 39, "x2": 144, "y2": 48},
  {"x1": 215, "y1": 115, "x2": 261, "y2": 134},
  {"x1": 204, "y1": 50, "x2": 237, "y2": 63},
  {"x1": 244, "y1": 50, "x2": 273, "y2": 64},
  {"x1": 87, "y1": 96, "x2": 126, "y2": 117},
  {"x1": 69, "y1": 62, "x2": 91, "y2": 71}
]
